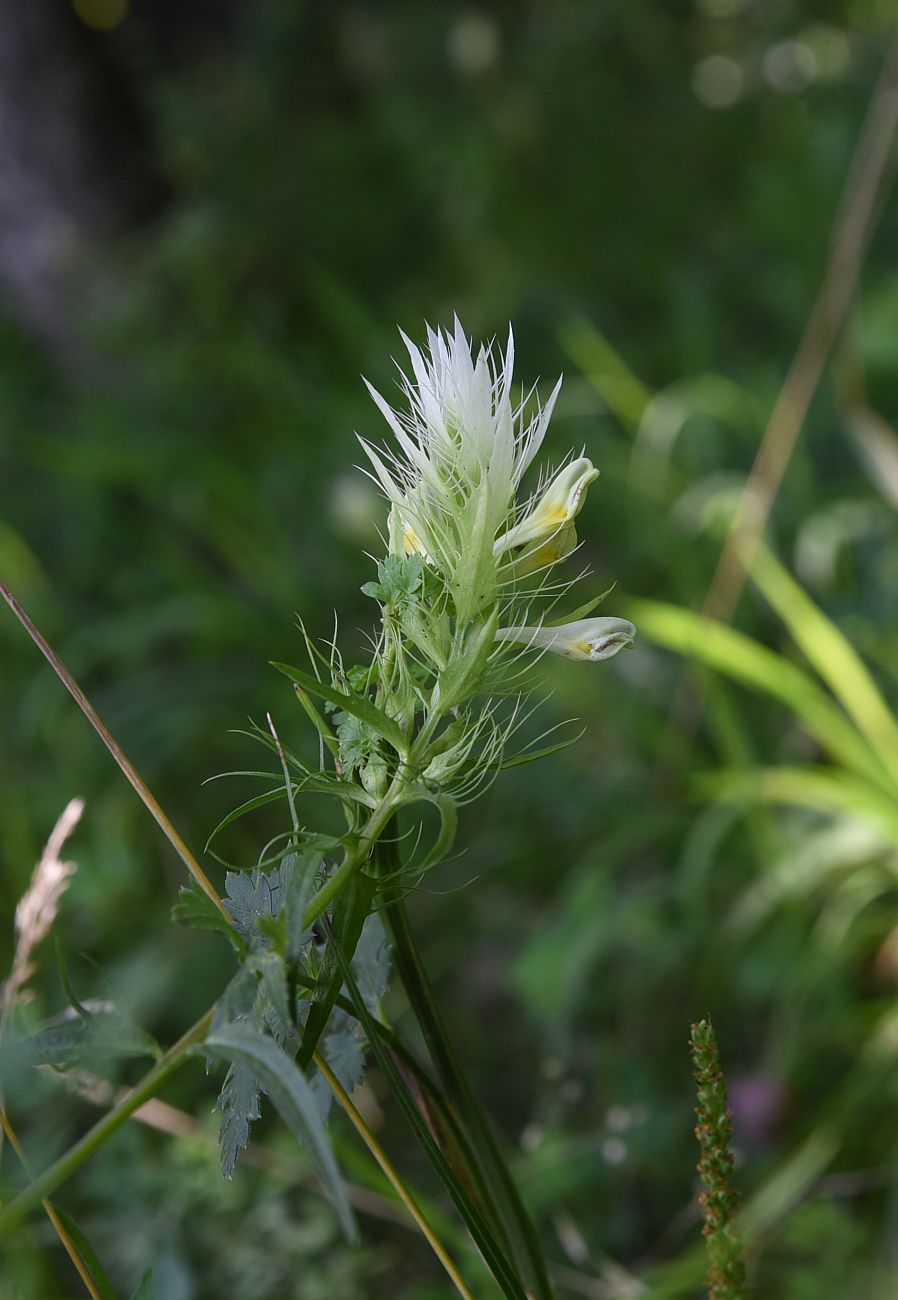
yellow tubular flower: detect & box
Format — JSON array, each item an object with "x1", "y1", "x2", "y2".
[
  {"x1": 494, "y1": 616, "x2": 636, "y2": 662},
  {"x1": 494, "y1": 457, "x2": 599, "y2": 560}
]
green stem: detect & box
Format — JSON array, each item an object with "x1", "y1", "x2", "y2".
[
  {"x1": 380, "y1": 857, "x2": 555, "y2": 1300},
  {"x1": 0, "y1": 1010, "x2": 213, "y2": 1240},
  {"x1": 300, "y1": 777, "x2": 403, "y2": 930}
]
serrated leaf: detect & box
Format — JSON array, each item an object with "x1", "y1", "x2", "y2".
[
  {"x1": 53, "y1": 1209, "x2": 119, "y2": 1300},
  {"x1": 353, "y1": 912, "x2": 391, "y2": 1012},
  {"x1": 223, "y1": 867, "x2": 285, "y2": 946},
  {"x1": 215, "y1": 1061, "x2": 261, "y2": 1179},
  {"x1": 249, "y1": 951, "x2": 292, "y2": 1038},
  {"x1": 322, "y1": 1023, "x2": 366, "y2": 1097},
  {"x1": 271, "y1": 662, "x2": 407, "y2": 756},
  {"x1": 334, "y1": 712, "x2": 380, "y2": 776},
  {"x1": 361, "y1": 554, "x2": 423, "y2": 611},
  {"x1": 205, "y1": 1024, "x2": 356, "y2": 1241},
  {"x1": 212, "y1": 964, "x2": 260, "y2": 1033}
]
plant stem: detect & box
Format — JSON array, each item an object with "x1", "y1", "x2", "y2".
[
  {"x1": 0, "y1": 1009, "x2": 213, "y2": 1241},
  {"x1": 380, "y1": 864, "x2": 555, "y2": 1299},
  {"x1": 314, "y1": 1052, "x2": 476, "y2": 1300},
  {"x1": 0, "y1": 1107, "x2": 104, "y2": 1299}
]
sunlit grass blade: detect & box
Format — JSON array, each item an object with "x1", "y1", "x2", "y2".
[
  {"x1": 693, "y1": 765, "x2": 898, "y2": 841},
  {"x1": 629, "y1": 597, "x2": 892, "y2": 792},
  {"x1": 749, "y1": 543, "x2": 898, "y2": 787}
]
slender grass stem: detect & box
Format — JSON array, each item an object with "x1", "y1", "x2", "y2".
[
  {"x1": 0, "y1": 1009, "x2": 213, "y2": 1240},
  {"x1": 314, "y1": 1053, "x2": 476, "y2": 1300},
  {"x1": 0, "y1": 582, "x2": 227, "y2": 919}
]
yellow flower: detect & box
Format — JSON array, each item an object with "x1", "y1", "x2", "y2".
[
  {"x1": 495, "y1": 616, "x2": 635, "y2": 662},
  {"x1": 495, "y1": 458, "x2": 599, "y2": 569}
]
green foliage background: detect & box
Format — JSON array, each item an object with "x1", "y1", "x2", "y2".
[{"x1": 3, "y1": 2, "x2": 898, "y2": 1296}]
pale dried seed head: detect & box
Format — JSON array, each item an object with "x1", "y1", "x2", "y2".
[{"x1": 4, "y1": 797, "x2": 84, "y2": 1012}]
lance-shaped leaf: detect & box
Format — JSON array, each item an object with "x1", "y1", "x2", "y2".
[{"x1": 272, "y1": 662, "x2": 408, "y2": 756}]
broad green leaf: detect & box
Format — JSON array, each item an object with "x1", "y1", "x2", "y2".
[
  {"x1": 271, "y1": 662, "x2": 407, "y2": 755},
  {"x1": 749, "y1": 543, "x2": 898, "y2": 788},
  {"x1": 54, "y1": 1209, "x2": 119, "y2": 1300},
  {"x1": 629, "y1": 598, "x2": 891, "y2": 792},
  {"x1": 205, "y1": 1023, "x2": 357, "y2": 1241}
]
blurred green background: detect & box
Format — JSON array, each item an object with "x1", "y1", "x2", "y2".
[{"x1": 4, "y1": 1, "x2": 898, "y2": 1296}]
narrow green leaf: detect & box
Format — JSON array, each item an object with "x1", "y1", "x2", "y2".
[
  {"x1": 494, "y1": 730, "x2": 585, "y2": 771},
  {"x1": 325, "y1": 920, "x2": 527, "y2": 1300},
  {"x1": 271, "y1": 662, "x2": 407, "y2": 756},
  {"x1": 547, "y1": 586, "x2": 614, "y2": 626},
  {"x1": 293, "y1": 682, "x2": 341, "y2": 759},
  {"x1": 284, "y1": 849, "x2": 323, "y2": 961},
  {"x1": 298, "y1": 871, "x2": 376, "y2": 1069},
  {"x1": 54, "y1": 1209, "x2": 120, "y2": 1300},
  {"x1": 129, "y1": 1271, "x2": 154, "y2": 1300},
  {"x1": 205, "y1": 1024, "x2": 357, "y2": 1242}
]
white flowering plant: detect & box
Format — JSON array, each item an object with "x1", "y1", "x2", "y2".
[{"x1": 0, "y1": 321, "x2": 633, "y2": 1300}]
